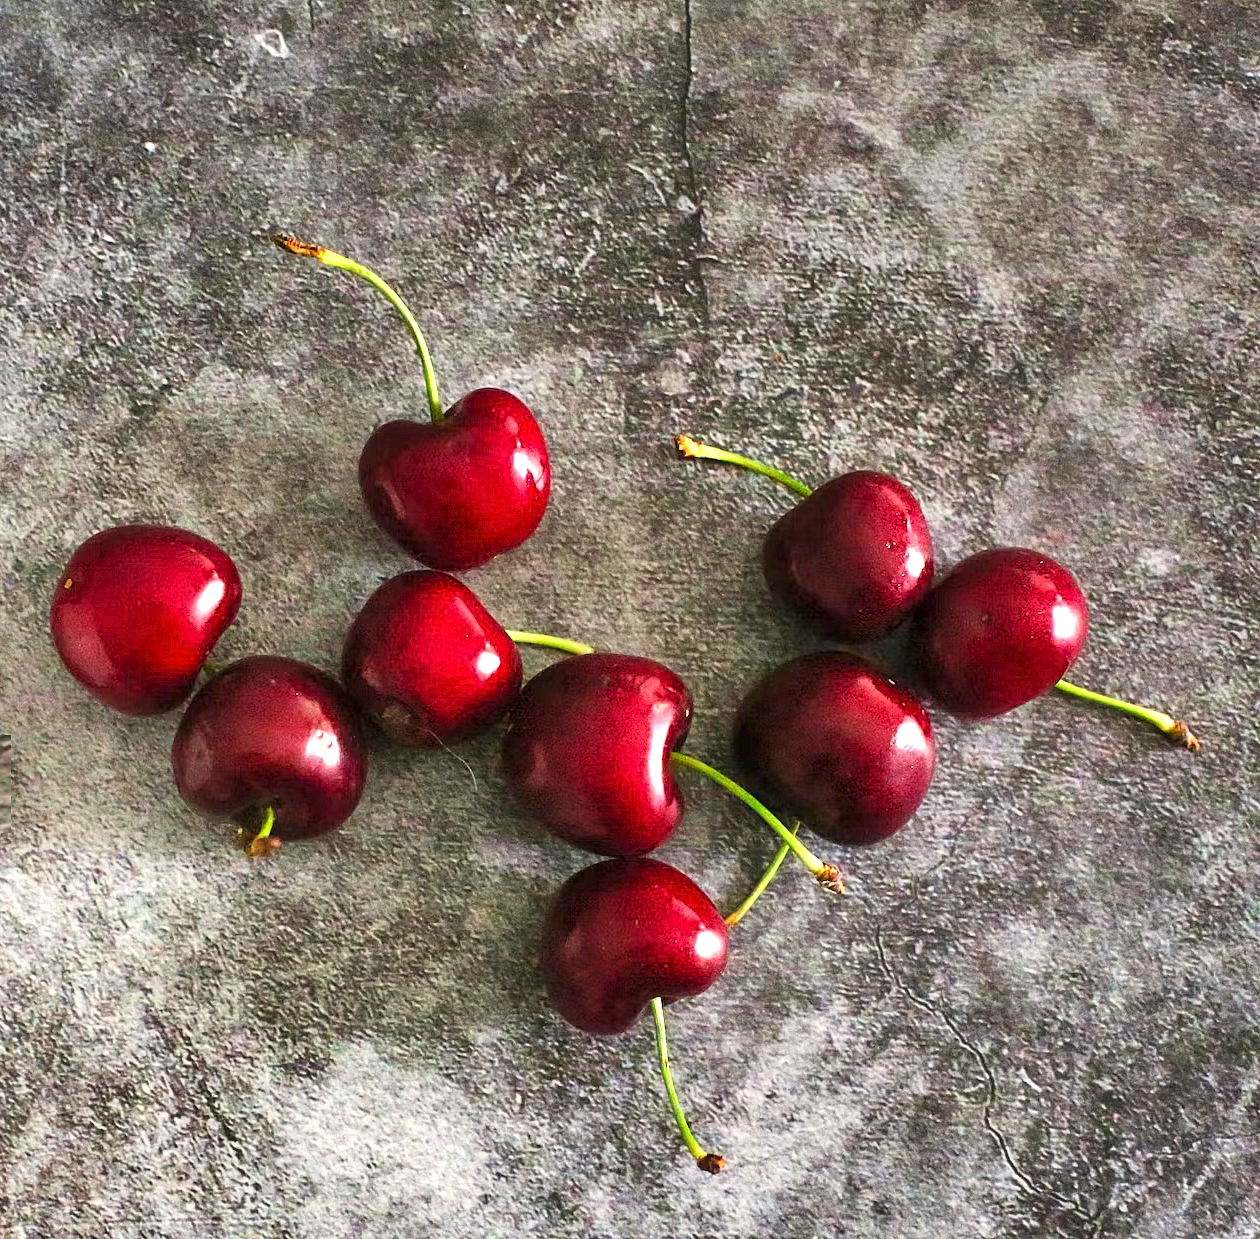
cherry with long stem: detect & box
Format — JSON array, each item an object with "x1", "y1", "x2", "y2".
[
  {"x1": 506, "y1": 631, "x2": 844, "y2": 888},
  {"x1": 273, "y1": 234, "x2": 444, "y2": 421},
  {"x1": 676, "y1": 433, "x2": 1200, "y2": 750}
]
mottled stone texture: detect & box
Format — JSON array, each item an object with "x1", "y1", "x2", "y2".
[{"x1": 1, "y1": 1, "x2": 1257, "y2": 1236}]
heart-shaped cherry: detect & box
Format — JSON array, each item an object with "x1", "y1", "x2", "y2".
[
  {"x1": 172, "y1": 655, "x2": 367, "y2": 848},
  {"x1": 342, "y1": 570, "x2": 522, "y2": 746},
  {"x1": 358, "y1": 388, "x2": 550, "y2": 571},
  {"x1": 540, "y1": 857, "x2": 729, "y2": 1037},
  {"x1": 913, "y1": 547, "x2": 1089, "y2": 719},
  {"x1": 735, "y1": 650, "x2": 936, "y2": 846},
  {"x1": 677, "y1": 436, "x2": 932, "y2": 640},
  {"x1": 501, "y1": 652, "x2": 691, "y2": 856},
  {"x1": 274, "y1": 236, "x2": 550, "y2": 571},
  {"x1": 50, "y1": 524, "x2": 241, "y2": 715}
]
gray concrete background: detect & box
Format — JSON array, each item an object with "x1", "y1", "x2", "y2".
[{"x1": 1, "y1": 2, "x2": 1258, "y2": 1236}]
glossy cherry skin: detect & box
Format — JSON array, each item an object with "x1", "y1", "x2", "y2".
[
  {"x1": 358, "y1": 387, "x2": 550, "y2": 571},
  {"x1": 341, "y1": 570, "x2": 522, "y2": 745},
  {"x1": 172, "y1": 656, "x2": 368, "y2": 841},
  {"x1": 501, "y1": 653, "x2": 692, "y2": 857},
  {"x1": 735, "y1": 651, "x2": 935, "y2": 847},
  {"x1": 913, "y1": 547, "x2": 1089, "y2": 719},
  {"x1": 50, "y1": 524, "x2": 242, "y2": 715},
  {"x1": 540, "y1": 857, "x2": 729, "y2": 1036},
  {"x1": 763, "y1": 471, "x2": 934, "y2": 642}
]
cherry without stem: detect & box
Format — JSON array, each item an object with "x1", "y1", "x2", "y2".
[
  {"x1": 342, "y1": 570, "x2": 522, "y2": 746},
  {"x1": 273, "y1": 235, "x2": 550, "y2": 572},
  {"x1": 735, "y1": 650, "x2": 936, "y2": 847},
  {"x1": 676, "y1": 434, "x2": 1198, "y2": 748},
  {"x1": 50, "y1": 524, "x2": 241, "y2": 715}
]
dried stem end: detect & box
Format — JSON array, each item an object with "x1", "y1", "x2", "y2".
[
  {"x1": 675, "y1": 434, "x2": 702, "y2": 458},
  {"x1": 815, "y1": 864, "x2": 846, "y2": 895},
  {"x1": 271, "y1": 233, "x2": 324, "y2": 260},
  {"x1": 1170, "y1": 720, "x2": 1201, "y2": 752},
  {"x1": 696, "y1": 1152, "x2": 726, "y2": 1174}
]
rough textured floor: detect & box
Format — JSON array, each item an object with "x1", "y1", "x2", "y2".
[{"x1": 2, "y1": 2, "x2": 1258, "y2": 1236}]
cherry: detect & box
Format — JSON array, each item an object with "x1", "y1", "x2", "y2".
[
  {"x1": 274, "y1": 236, "x2": 550, "y2": 571},
  {"x1": 735, "y1": 650, "x2": 936, "y2": 846},
  {"x1": 541, "y1": 857, "x2": 728, "y2": 1036},
  {"x1": 172, "y1": 655, "x2": 367, "y2": 848},
  {"x1": 541, "y1": 856, "x2": 730, "y2": 1171},
  {"x1": 763, "y1": 471, "x2": 934, "y2": 640},
  {"x1": 342, "y1": 570, "x2": 522, "y2": 746},
  {"x1": 677, "y1": 436, "x2": 932, "y2": 640},
  {"x1": 503, "y1": 635, "x2": 846, "y2": 884},
  {"x1": 501, "y1": 652, "x2": 691, "y2": 856},
  {"x1": 913, "y1": 547, "x2": 1089, "y2": 720},
  {"x1": 50, "y1": 524, "x2": 241, "y2": 715}
]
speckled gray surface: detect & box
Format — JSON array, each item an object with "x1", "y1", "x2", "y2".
[{"x1": 1, "y1": 2, "x2": 1259, "y2": 1236}]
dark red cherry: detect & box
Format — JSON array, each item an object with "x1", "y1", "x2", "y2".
[
  {"x1": 501, "y1": 653, "x2": 691, "y2": 857},
  {"x1": 359, "y1": 387, "x2": 550, "y2": 571},
  {"x1": 540, "y1": 857, "x2": 729, "y2": 1036},
  {"x1": 762, "y1": 471, "x2": 934, "y2": 642},
  {"x1": 913, "y1": 547, "x2": 1089, "y2": 719},
  {"x1": 734, "y1": 651, "x2": 935, "y2": 846},
  {"x1": 341, "y1": 570, "x2": 522, "y2": 745},
  {"x1": 172, "y1": 656, "x2": 367, "y2": 841},
  {"x1": 50, "y1": 524, "x2": 241, "y2": 715}
]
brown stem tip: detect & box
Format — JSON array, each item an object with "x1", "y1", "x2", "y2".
[
  {"x1": 240, "y1": 831, "x2": 281, "y2": 859},
  {"x1": 271, "y1": 233, "x2": 324, "y2": 260},
  {"x1": 675, "y1": 434, "x2": 702, "y2": 458},
  {"x1": 1170, "y1": 721, "x2": 1201, "y2": 752},
  {"x1": 696, "y1": 1152, "x2": 726, "y2": 1174},
  {"x1": 815, "y1": 864, "x2": 846, "y2": 895}
]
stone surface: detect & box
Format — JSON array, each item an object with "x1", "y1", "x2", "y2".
[{"x1": 1, "y1": 2, "x2": 1258, "y2": 1236}]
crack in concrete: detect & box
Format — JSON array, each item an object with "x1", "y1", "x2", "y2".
[
  {"x1": 308, "y1": 0, "x2": 316, "y2": 34},
  {"x1": 871, "y1": 920, "x2": 1108, "y2": 1232},
  {"x1": 679, "y1": 0, "x2": 709, "y2": 329}
]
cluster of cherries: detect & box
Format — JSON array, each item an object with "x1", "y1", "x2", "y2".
[{"x1": 49, "y1": 237, "x2": 1196, "y2": 1175}]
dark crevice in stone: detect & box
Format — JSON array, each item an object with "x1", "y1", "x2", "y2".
[{"x1": 872, "y1": 918, "x2": 1110, "y2": 1231}]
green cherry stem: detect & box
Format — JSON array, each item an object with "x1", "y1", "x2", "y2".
[
  {"x1": 242, "y1": 806, "x2": 279, "y2": 858},
  {"x1": 675, "y1": 434, "x2": 814, "y2": 499},
  {"x1": 724, "y1": 828, "x2": 797, "y2": 928},
  {"x1": 1054, "y1": 680, "x2": 1200, "y2": 751},
  {"x1": 506, "y1": 631, "x2": 596, "y2": 657},
  {"x1": 669, "y1": 752, "x2": 844, "y2": 894},
  {"x1": 272, "y1": 234, "x2": 444, "y2": 423},
  {"x1": 651, "y1": 997, "x2": 724, "y2": 1174}
]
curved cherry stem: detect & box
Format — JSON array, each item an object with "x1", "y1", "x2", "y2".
[
  {"x1": 272, "y1": 234, "x2": 444, "y2": 423},
  {"x1": 650, "y1": 997, "x2": 724, "y2": 1174},
  {"x1": 724, "y1": 827, "x2": 797, "y2": 927},
  {"x1": 242, "y1": 806, "x2": 280, "y2": 858},
  {"x1": 675, "y1": 434, "x2": 813, "y2": 499},
  {"x1": 669, "y1": 752, "x2": 844, "y2": 893},
  {"x1": 506, "y1": 631, "x2": 595, "y2": 657},
  {"x1": 1054, "y1": 680, "x2": 1200, "y2": 751}
]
